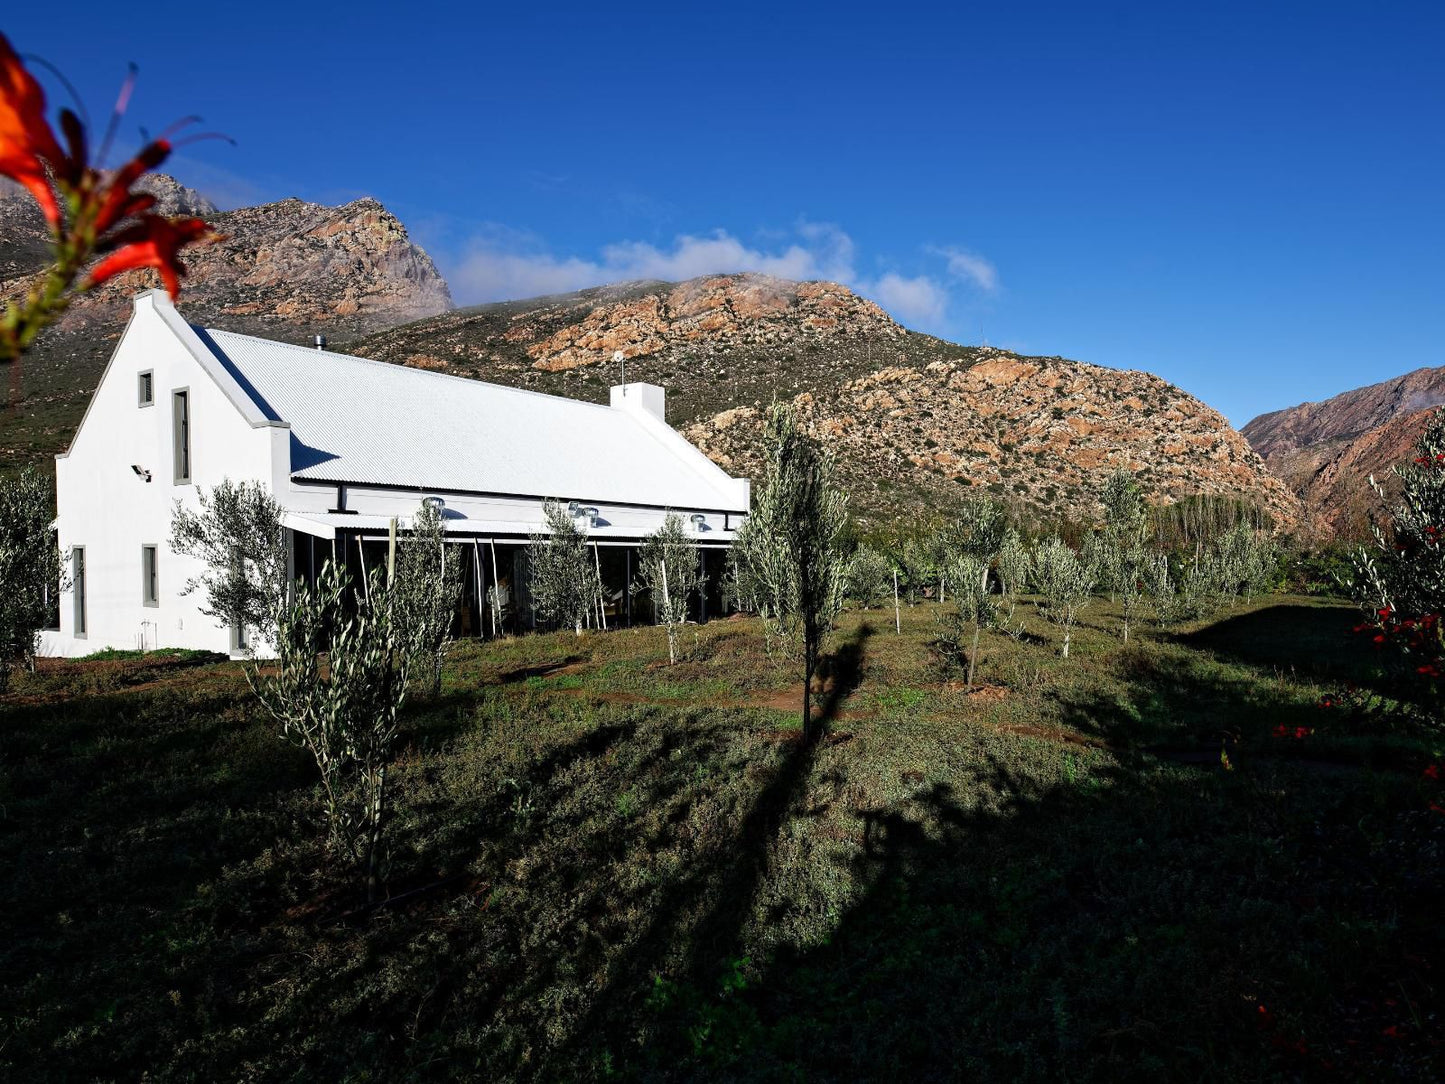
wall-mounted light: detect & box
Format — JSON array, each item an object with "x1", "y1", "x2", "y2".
[
  {"x1": 130, "y1": 464, "x2": 152, "y2": 483},
  {"x1": 422, "y1": 495, "x2": 445, "y2": 512},
  {"x1": 690, "y1": 513, "x2": 706, "y2": 530}
]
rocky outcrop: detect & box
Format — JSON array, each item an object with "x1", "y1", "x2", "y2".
[
  {"x1": 1242, "y1": 367, "x2": 1445, "y2": 538},
  {"x1": 1243, "y1": 367, "x2": 1445, "y2": 460},
  {"x1": 355, "y1": 273, "x2": 1299, "y2": 528},
  {"x1": 0, "y1": 177, "x2": 452, "y2": 467},
  {"x1": 685, "y1": 349, "x2": 1299, "y2": 527},
  {"x1": 354, "y1": 273, "x2": 936, "y2": 427}
]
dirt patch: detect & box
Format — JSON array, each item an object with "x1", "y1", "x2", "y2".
[
  {"x1": 943, "y1": 681, "x2": 1010, "y2": 702},
  {"x1": 995, "y1": 722, "x2": 1108, "y2": 749}
]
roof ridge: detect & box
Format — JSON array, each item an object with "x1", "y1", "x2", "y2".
[{"x1": 201, "y1": 326, "x2": 624, "y2": 415}]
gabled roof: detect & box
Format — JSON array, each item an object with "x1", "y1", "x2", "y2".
[{"x1": 195, "y1": 324, "x2": 749, "y2": 512}]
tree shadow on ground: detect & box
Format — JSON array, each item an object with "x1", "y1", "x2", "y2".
[
  {"x1": 6, "y1": 621, "x2": 1443, "y2": 1083},
  {"x1": 1177, "y1": 603, "x2": 1395, "y2": 696}
]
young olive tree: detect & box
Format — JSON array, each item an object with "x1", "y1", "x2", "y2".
[
  {"x1": 1115, "y1": 543, "x2": 1148, "y2": 643},
  {"x1": 392, "y1": 501, "x2": 464, "y2": 698},
  {"x1": 945, "y1": 500, "x2": 1007, "y2": 689},
  {"x1": 732, "y1": 403, "x2": 849, "y2": 739},
  {"x1": 1144, "y1": 551, "x2": 1182, "y2": 627},
  {"x1": 249, "y1": 560, "x2": 411, "y2": 903},
  {"x1": 0, "y1": 469, "x2": 64, "y2": 689},
  {"x1": 1032, "y1": 535, "x2": 1094, "y2": 659},
  {"x1": 995, "y1": 527, "x2": 1032, "y2": 637},
  {"x1": 846, "y1": 544, "x2": 892, "y2": 610},
  {"x1": 1100, "y1": 469, "x2": 1148, "y2": 544},
  {"x1": 169, "y1": 478, "x2": 287, "y2": 653},
  {"x1": 528, "y1": 501, "x2": 599, "y2": 636},
  {"x1": 636, "y1": 512, "x2": 704, "y2": 665}
]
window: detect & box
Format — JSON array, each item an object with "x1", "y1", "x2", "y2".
[
  {"x1": 172, "y1": 389, "x2": 191, "y2": 483},
  {"x1": 138, "y1": 370, "x2": 154, "y2": 406},
  {"x1": 71, "y1": 547, "x2": 86, "y2": 637},
  {"x1": 142, "y1": 545, "x2": 159, "y2": 606}
]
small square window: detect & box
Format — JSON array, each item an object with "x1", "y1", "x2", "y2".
[{"x1": 138, "y1": 371, "x2": 154, "y2": 406}]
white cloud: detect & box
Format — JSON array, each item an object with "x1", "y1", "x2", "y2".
[
  {"x1": 869, "y1": 272, "x2": 949, "y2": 323},
  {"x1": 444, "y1": 222, "x2": 996, "y2": 333},
  {"x1": 449, "y1": 220, "x2": 861, "y2": 305},
  {"x1": 931, "y1": 245, "x2": 1000, "y2": 292}
]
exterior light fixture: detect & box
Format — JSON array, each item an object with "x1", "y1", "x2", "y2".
[
  {"x1": 422, "y1": 495, "x2": 445, "y2": 512},
  {"x1": 690, "y1": 513, "x2": 706, "y2": 529},
  {"x1": 130, "y1": 464, "x2": 152, "y2": 483}
]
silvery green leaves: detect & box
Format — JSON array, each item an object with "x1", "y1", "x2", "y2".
[
  {"x1": 528, "y1": 501, "x2": 600, "y2": 637},
  {"x1": 731, "y1": 402, "x2": 849, "y2": 737},
  {"x1": 248, "y1": 560, "x2": 410, "y2": 903},
  {"x1": 0, "y1": 468, "x2": 64, "y2": 689},
  {"x1": 169, "y1": 478, "x2": 287, "y2": 653},
  {"x1": 637, "y1": 512, "x2": 704, "y2": 665},
  {"x1": 392, "y1": 501, "x2": 464, "y2": 697},
  {"x1": 1032, "y1": 536, "x2": 1094, "y2": 659}
]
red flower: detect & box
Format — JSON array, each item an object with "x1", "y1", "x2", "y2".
[
  {"x1": 92, "y1": 140, "x2": 170, "y2": 234},
  {"x1": 1424, "y1": 764, "x2": 1439, "y2": 781},
  {"x1": 0, "y1": 34, "x2": 67, "y2": 229},
  {"x1": 87, "y1": 215, "x2": 215, "y2": 298}
]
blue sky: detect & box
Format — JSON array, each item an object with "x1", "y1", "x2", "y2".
[{"x1": 7, "y1": 2, "x2": 1443, "y2": 424}]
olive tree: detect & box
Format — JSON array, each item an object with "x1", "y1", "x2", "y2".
[
  {"x1": 392, "y1": 501, "x2": 464, "y2": 697},
  {"x1": 732, "y1": 403, "x2": 849, "y2": 739},
  {"x1": 249, "y1": 560, "x2": 411, "y2": 903},
  {"x1": 636, "y1": 512, "x2": 704, "y2": 665},
  {"x1": 528, "y1": 500, "x2": 599, "y2": 636},
  {"x1": 995, "y1": 527, "x2": 1031, "y2": 636},
  {"x1": 1032, "y1": 535, "x2": 1094, "y2": 659},
  {"x1": 1100, "y1": 469, "x2": 1147, "y2": 544},
  {"x1": 944, "y1": 500, "x2": 1007, "y2": 689},
  {"x1": 169, "y1": 478, "x2": 287, "y2": 653},
  {"x1": 0, "y1": 469, "x2": 64, "y2": 689},
  {"x1": 846, "y1": 544, "x2": 892, "y2": 610}
]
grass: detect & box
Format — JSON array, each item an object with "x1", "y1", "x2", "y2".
[{"x1": 2, "y1": 595, "x2": 1442, "y2": 1081}]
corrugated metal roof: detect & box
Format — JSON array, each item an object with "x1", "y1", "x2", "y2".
[
  {"x1": 199, "y1": 328, "x2": 748, "y2": 511},
  {"x1": 284, "y1": 511, "x2": 736, "y2": 542}
]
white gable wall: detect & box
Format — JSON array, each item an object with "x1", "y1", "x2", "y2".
[{"x1": 47, "y1": 293, "x2": 284, "y2": 657}]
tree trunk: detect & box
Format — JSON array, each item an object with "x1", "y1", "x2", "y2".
[
  {"x1": 893, "y1": 569, "x2": 901, "y2": 634},
  {"x1": 1062, "y1": 629, "x2": 1071, "y2": 659},
  {"x1": 967, "y1": 618, "x2": 981, "y2": 691},
  {"x1": 365, "y1": 763, "x2": 387, "y2": 904},
  {"x1": 802, "y1": 654, "x2": 813, "y2": 742}
]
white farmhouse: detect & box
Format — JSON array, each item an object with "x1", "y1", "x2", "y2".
[{"x1": 41, "y1": 290, "x2": 750, "y2": 657}]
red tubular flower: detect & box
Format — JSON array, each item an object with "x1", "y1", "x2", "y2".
[
  {"x1": 86, "y1": 215, "x2": 214, "y2": 298},
  {"x1": 1424, "y1": 764, "x2": 1439, "y2": 781},
  {"x1": 93, "y1": 139, "x2": 171, "y2": 233},
  {"x1": 0, "y1": 33, "x2": 68, "y2": 229}
]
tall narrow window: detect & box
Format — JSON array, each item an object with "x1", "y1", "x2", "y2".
[
  {"x1": 138, "y1": 370, "x2": 154, "y2": 406},
  {"x1": 142, "y1": 545, "x2": 159, "y2": 606},
  {"x1": 172, "y1": 389, "x2": 191, "y2": 483},
  {"x1": 71, "y1": 547, "x2": 86, "y2": 637}
]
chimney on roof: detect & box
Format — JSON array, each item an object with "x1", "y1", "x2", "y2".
[
  {"x1": 611, "y1": 382, "x2": 666, "y2": 423},
  {"x1": 313, "y1": 334, "x2": 327, "y2": 351}
]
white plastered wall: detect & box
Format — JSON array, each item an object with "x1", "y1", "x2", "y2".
[{"x1": 43, "y1": 293, "x2": 284, "y2": 657}]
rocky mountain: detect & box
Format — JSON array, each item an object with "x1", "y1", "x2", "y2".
[
  {"x1": 1242, "y1": 367, "x2": 1445, "y2": 538},
  {"x1": 0, "y1": 176, "x2": 451, "y2": 467},
  {"x1": 350, "y1": 273, "x2": 1299, "y2": 528}
]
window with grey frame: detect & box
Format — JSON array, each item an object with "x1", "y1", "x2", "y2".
[
  {"x1": 138, "y1": 370, "x2": 154, "y2": 407},
  {"x1": 142, "y1": 544, "x2": 159, "y2": 606},
  {"x1": 172, "y1": 389, "x2": 191, "y2": 483},
  {"x1": 71, "y1": 546, "x2": 86, "y2": 637}
]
